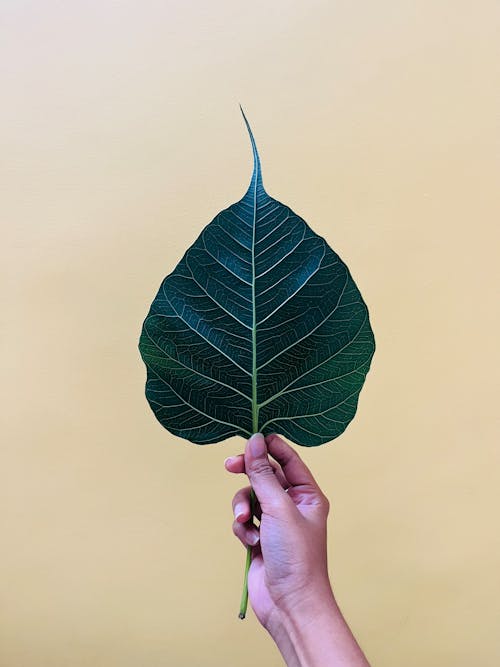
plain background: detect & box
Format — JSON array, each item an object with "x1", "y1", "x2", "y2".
[{"x1": 2, "y1": 1, "x2": 499, "y2": 665}]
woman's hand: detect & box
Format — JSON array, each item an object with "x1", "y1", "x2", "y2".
[
  {"x1": 225, "y1": 432, "x2": 332, "y2": 627},
  {"x1": 225, "y1": 433, "x2": 370, "y2": 667}
]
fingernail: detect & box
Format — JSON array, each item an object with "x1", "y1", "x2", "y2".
[
  {"x1": 249, "y1": 433, "x2": 266, "y2": 457},
  {"x1": 248, "y1": 531, "x2": 260, "y2": 546},
  {"x1": 234, "y1": 503, "x2": 246, "y2": 522},
  {"x1": 224, "y1": 456, "x2": 235, "y2": 466}
]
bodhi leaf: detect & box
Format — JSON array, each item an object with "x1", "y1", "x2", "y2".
[{"x1": 139, "y1": 108, "x2": 375, "y2": 446}]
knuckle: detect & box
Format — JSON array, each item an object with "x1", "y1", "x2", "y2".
[
  {"x1": 319, "y1": 493, "x2": 330, "y2": 514},
  {"x1": 249, "y1": 459, "x2": 273, "y2": 477},
  {"x1": 232, "y1": 487, "x2": 249, "y2": 509}
]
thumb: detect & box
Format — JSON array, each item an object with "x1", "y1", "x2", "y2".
[{"x1": 244, "y1": 433, "x2": 290, "y2": 511}]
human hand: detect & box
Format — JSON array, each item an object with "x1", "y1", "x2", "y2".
[
  {"x1": 225, "y1": 432, "x2": 333, "y2": 629},
  {"x1": 225, "y1": 433, "x2": 370, "y2": 667}
]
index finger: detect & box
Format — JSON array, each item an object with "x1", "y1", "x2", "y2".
[{"x1": 266, "y1": 434, "x2": 321, "y2": 491}]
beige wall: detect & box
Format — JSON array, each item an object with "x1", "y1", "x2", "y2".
[{"x1": 2, "y1": 2, "x2": 499, "y2": 665}]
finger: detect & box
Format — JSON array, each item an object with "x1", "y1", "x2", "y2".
[
  {"x1": 232, "y1": 486, "x2": 262, "y2": 522},
  {"x1": 266, "y1": 433, "x2": 321, "y2": 491},
  {"x1": 225, "y1": 454, "x2": 289, "y2": 489},
  {"x1": 232, "y1": 486, "x2": 252, "y2": 523},
  {"x1": 232, "y1": 519, "x2": 260, "y2": 548},
  {"x1": 224, "y1": 455, "x2": 245, "y2": 473},
  {"x1": 244, "y1": 434, "x2": 292, "y2": 512}
]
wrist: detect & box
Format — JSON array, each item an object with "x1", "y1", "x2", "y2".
[
  {"x1": 266, "y1": 586, "x2": 369, "y2": 667},
  {"x1": 270, "y1": 574, "x2": 337, "y2": 628},
  {"x1": 265, "y1": 583, "x2": 338, "y2": 665}
]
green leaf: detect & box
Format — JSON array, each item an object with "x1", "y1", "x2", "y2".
[{"x1": 139, "y1": 108, "x2": 375, "y2": 446}]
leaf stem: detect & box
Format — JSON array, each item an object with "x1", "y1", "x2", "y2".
[{"x1": 238, "y1": 487, "x2": 256, "y2": 619}]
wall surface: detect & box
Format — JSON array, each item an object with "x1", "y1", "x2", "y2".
[{"x1": 2, "y1": 2, "x2": 499, "y2": 665}]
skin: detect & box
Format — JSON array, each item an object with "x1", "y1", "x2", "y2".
[{"x1": 225, "y1": 433, "x2": 371, "y2": 667}]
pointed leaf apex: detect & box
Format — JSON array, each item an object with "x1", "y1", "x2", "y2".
[{"x1": 239, "y1": 105, "x2": 263, "y2": 194}]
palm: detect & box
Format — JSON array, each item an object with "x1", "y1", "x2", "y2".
[
  {"x1": 248, "y1": 553, "x2": 276, "y2": 626},
  {"x1": 247, "y1": 506, "x2": 305, "y2": 625}
]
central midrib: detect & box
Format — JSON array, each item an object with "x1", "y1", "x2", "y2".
[{"x1": 251, "y1": 176, "x2": 259, "y2": 434}]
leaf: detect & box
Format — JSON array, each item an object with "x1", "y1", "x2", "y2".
[{"x1": 139, "y1": 108, "x2": 375, "y2": 446}]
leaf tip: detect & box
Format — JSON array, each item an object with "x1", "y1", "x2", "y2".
[{"x1": 238, "y1": 105, "x2": 263, "y2": 193}]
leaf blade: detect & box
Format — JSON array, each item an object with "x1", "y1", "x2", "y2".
[{"x1": 139, "y1": 110, "x2": 375, "y2": 446}]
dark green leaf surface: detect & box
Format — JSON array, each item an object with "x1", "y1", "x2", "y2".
[{"x1": 139, "y1": 109, "x2": 375, "y2": 446}]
